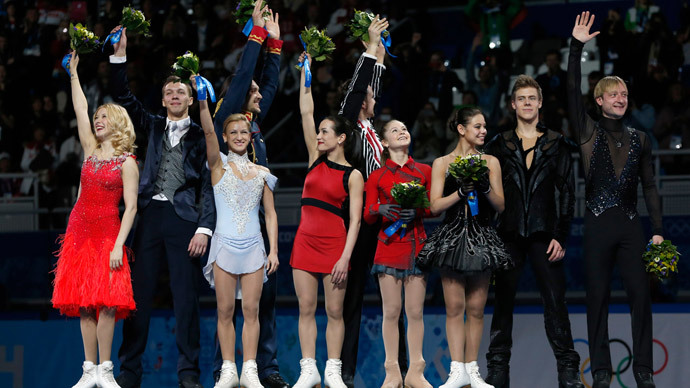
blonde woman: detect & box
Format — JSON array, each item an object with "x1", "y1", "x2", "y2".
[
  {"x1": 52, "y1": 51, "x2": 138, "y2": 388},
  {"x1": 194, "y1": 75, "x2": 279, "y2": 388}
]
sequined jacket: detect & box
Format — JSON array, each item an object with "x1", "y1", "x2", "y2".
[
  {"x1": 484, "y1": 128, "x2": 576, "y2": 246},
  {"x1": 567, "y1": 38, "x2": 663, "y2": 235}
]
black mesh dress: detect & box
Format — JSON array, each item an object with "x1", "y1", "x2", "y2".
[{"x1": 416, "y1": 173, "x2": 512, "y2": 273}]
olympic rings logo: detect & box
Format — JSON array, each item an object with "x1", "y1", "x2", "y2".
[{"x1": 573, "y1": 338, "x2": 668, "y2": 388}]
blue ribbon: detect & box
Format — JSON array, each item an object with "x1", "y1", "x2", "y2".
[
  {"x1": 62, "y1": 53, "x2": 72, "y2": 77},
  {"x1": 384, "y1": 219, "x2": 406, "y2": 238},
  {"x1": 102, "y1": 28, "x2": 122, "y2": 52},
  {"x1": 297, "y1": 36, "x2": 312, "y2": 87},
  {"x1": 195, "y1": 75, "x2": 216, "y2": 102},
  {"x1": 242, "y1": 18, "x2": 254, "y2": 36},
  {"x1": 467, "y1": 190, "x2": 479, "y2": 216},
  {"x1": 380, "y1": 31, "x2": 397, "y2": 58}
]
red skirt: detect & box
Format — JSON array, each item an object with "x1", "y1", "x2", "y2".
[
  {"x1": 52, "y1": 232, "x2": 135, "y2": 320},
  {"x1": 290, "y1": 230, "x2": 349, "y2": 274}
]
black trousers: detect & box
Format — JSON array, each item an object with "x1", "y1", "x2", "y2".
[
  {"x1": 487, "y1": 233, "x2": 580, "y2": 372},
  {"x1": 584, "y1": 208, "x2": 653, "y2": 375},
  {"x1": 341, "y1": 219, "x2": 408, "y2": 381},
  {"x1": 118, "y1": 200, "x2": 202, "y2": 380}
]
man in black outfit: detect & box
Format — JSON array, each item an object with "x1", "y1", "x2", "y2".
[
  {"x1": 568, "y1": 12, "x2": 663, "y2": 388},
  {"x1": 484, "y1": 75, "x2": 582, "y2": 388},
  {"x1": 108, "y1": 26, "x2": 215, "y2": 388}
]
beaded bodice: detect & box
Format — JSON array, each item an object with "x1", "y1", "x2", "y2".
[
  {"x1": 67, "y1": 153, "x2": 134, "y2": 240},
  {"x1": 586, "y1": 126, "x2": 641, "y2": 219},
  {"x1": 213, "y1": 158, "x2": 272, "y2": 236}
]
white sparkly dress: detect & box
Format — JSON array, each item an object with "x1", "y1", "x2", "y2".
[{"x1": 203, "y1": 152, "x2": 277, "y2": 298}]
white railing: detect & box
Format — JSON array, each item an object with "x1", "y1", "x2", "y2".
[{"x1": 2, "y1": 149, "x2": 690, "y2": 231}]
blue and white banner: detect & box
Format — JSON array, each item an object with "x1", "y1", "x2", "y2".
[{"x1": 1, "y1": 307, "x2": 687, "y2": 387}]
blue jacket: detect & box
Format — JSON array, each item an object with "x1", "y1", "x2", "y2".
[
  {"x1": 110, "y1": 62, "x2": 216, "y2": 230},
  {"x1": 213, "y1": 26, "x2": 282, "y2": 168}
]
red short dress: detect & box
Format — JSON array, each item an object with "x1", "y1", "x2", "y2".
[
  {"x1": 364, "y1": 157, "x2": 432, "y2": 272},
  {"x1": 52, "y1": 153, "x2": 136, "y2": 320},
  {"x1": 290, "y1": 155, "x2": 354, "y2": 274}
]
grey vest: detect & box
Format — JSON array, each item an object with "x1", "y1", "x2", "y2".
[{"x1": 153, "y1": 134, "x2": 186, "y2": 204}]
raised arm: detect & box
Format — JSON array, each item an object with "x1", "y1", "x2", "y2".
[
  {"x1": 192, "y1": 75, "x2": 223, "y2": 183},
  {"x1": 338, "y1": 17, "x2": 388, "y2": 123},
  {"x1": 68, "y1": 52, "x2": 97, "y2": 156},
  {"x1": 567, "y1": 12, "x2": 600, "y2": 145},
  {"x1": 331, "y1": 169, "x2": 364, "y2": 285},
  {"x1": 110, "y1": 156, "x2": 139, "y2": 270},
  {"x1": 256, "y1": 8, "x2": 282, "y2": 124},
  {"x1": 298, "y1": 53, "x2": 319, "y2": 166},
  {"x1": 109, "y1": 26, "x2": 157, "y2": 134},
  {"x1": 214, "y1": 1, "x2": 269, "y2": 134}
]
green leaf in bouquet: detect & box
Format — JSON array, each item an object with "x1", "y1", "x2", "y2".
[
  {"x1": 172, "y1": 51, "x2": 200, "y2": 83},
  {"x1": 314, "y1": 55, "x2": 326, "y2": 61},
  {"x1": 69, "y1": 23, "x2": 101, "y2": 55},
  {"x1": 234, "y1": 0, "x2": 269, "y2": 27},
  {"x1": 121, "y1": 6, "x2": 152, "y2": 37}
]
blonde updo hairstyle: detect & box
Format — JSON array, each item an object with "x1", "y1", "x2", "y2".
[
  {"x1": 94, "y1": 103, "x2": 136, "y2": 155},
  {"x1": 223, "y1": 113, "x2": 252, "y2": 135}
]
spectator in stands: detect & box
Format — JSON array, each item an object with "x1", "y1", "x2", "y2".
[
  {"x1": 536, "y1": 49, "x2": 568, "y2": 132},
  {"x1": 654, "y1": 82, "x2": 690, "y2": 173},
  {"x1": 19, "y1": 125, "x2": 56, "y2": 195},
  {"x1": 410, "y1": 102, "x2": 444, "y2": 160},
  {"x1": 625, "y1": 0, "x2": 660, "y2": 34},
  {"x1": 0, "y1": 151, "x2": 19, "y2": 197},
  {"x1": 466, "y1": 33, "x2": 508, "y2": 134},
  {"x1": 427, "y1": 51, "x2": 464, "y2": 123}
]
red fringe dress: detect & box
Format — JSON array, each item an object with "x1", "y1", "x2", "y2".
[{"x1": 52, "y1": 153, "x2": 136, "y2": 320}]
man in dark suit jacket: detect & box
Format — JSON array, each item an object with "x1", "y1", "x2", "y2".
[
  {"x1": 108, "y1": 26, "x2": 215, "y2": 388},
  {"x1": 211, "y1": 8, "x2": 288, "y2": 388}
]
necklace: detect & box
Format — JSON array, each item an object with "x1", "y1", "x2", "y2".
[
  {"x1": 609, "y1": 130, "x2": 625, "y2": 148},
  {"x1": 227, "y1": 151, "x2": 251, "y2": 177}
]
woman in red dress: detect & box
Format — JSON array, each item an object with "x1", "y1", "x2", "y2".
[
  {"x1": 51, "y1": 52, "x2": 138, "y2": 388},
  {"x1": 363, "y1": 120, "x2": 433, "y2": 388},
  {"x1": 290, "y1": 53, "x2": 364, "y2": 388}
]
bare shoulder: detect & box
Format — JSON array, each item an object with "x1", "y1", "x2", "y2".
[
  {"x1": 349, "y1": 168, "x2": 364, "y2": 184},
  {"x1": 482, "y1": 153, "x2": 499, "y2": 165},
  {"x1": 256, "y1": 164, "x2": 270, "y2": 174}
]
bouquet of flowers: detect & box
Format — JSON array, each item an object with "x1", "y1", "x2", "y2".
[
  {"x1": 69, "y1": 23, "x2": 101, "y2": 54},
  {"x1": 234, "y1": 0, "x2": 268, "y2": 28},
  {"x1": 448, "y1": 154, "x2": 488, "y2": 182},
  {"x1": 295, "y1": 26, "x2": 335, "y2": 67},
  {"x1": 63, "y1": 23, "x2": 100, "y2": 76},
  {"x1": 643, "y1": 240, "x2": 680, "y2": 279},
  {"x1": 171, "y1": 51, "x2": 216, "y2": 102},
  {"x1": 448, "y1": 154, "x2": 488, "y2": 216},
  {"x1": 120, "y1": 6, "x2": 152, "y2": 37},
  {"x1": 172, "y1": 51, "x2": 200, "y2": 81},
  {"x1": 346, "y1": 10, "x2": 389, "y2": 43},
  {"x1": 384, "y1": 181, "x2": 429, "y2": 238}
]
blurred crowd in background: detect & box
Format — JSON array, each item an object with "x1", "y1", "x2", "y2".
[{"x1": 1, "y1": 0, "x2": 690, "y2": 229}]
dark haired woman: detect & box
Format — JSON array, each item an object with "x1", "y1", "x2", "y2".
[
  {"x1": 290, "y1": 53, "x2": 365, "y2": 388},
  {"x1": 364, "y1": 120, "x2": 433, "y2": 388},
  {"x1": 417, "y1": 107, "x2": 511, "y2": 388}
]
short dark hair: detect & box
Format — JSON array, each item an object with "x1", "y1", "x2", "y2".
[{"x1": 162, "y1": 75, "x2": 192, "y2": 97}]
